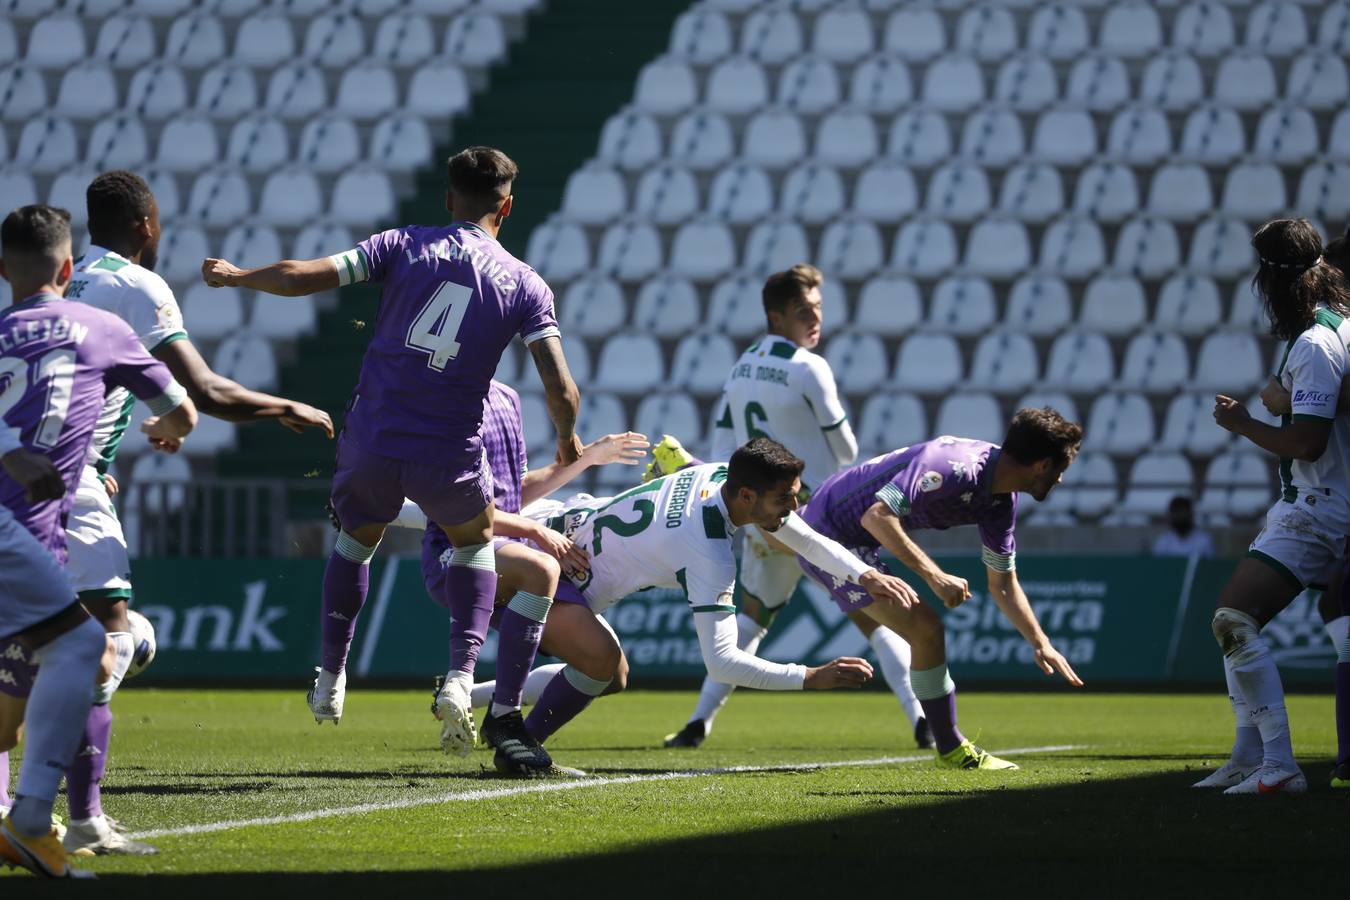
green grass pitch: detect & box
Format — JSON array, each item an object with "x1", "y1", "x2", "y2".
[{"x1": 4, "y1": 689, "x2": 1340, "y2": 895}]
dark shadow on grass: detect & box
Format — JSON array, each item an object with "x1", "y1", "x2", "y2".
[
  {"x1": 89, "y1": 759, "x2": 1342, "y2": 899},
  {"x1": 100, "y1": 782, "x2": 285, "y2": 797}
]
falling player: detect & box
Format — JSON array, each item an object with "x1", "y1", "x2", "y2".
[
  {"x1": 201, "y1": 147, "x2": 583, "y2": 769},
  {"x1": 52, "y1": 170, "x2": 334, "y2": 857},
  {"x1": 1202, "y1": 219, "x2": 1350, "y2": 794},
  {"x1": 0, "y1": 204, "x2": 195, "y2": 877},
  {"x1": 666, "y1": 264, "x2": 932, "y2": 750}
]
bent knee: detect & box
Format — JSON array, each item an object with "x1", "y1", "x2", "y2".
[
  {"x1": 1212, "y1": 607, "x2": 1262, "y2": 659},
  {"x1": 604, "y1": 654, "x2": 629, "y2": 695}
]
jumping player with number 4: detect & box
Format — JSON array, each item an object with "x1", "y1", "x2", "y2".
[{"x1": 200, "y1": 147, "x2": 583, "y2": 770}]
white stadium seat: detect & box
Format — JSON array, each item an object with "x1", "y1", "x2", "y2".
[
  {"x1": 922, "y1": 54, "x2": 985, "y2": 111},
  {"x1": 823, "y1": 332, "x2": 888, "y2": 393},
  {"x1": 561, "y1": 165, "x2": 628, "y2": 226},
  {"x1": 706, "y1": 57, "x2": 770, "y2": 115},
  {"x1": 220, "y1": 225, "x2": 282, "y2": 271},
  {"x1": 817, "y1": 221, "x2": 885, "y2": 280},
  {"x1": 1229, "y1": 281, "x2": 1266, "y2": 333},
  {"x1": 1121, "y1": 453, "x2": 1191, "y2": 516},
  {"x1": 86, "y1": 116, "x2": 149, "y2": 170},
  {"x1": 94, "y1": 16, "x2": 158, "y2": 69},
  {"x1": 559, "y1": 276, "x2": 626, "y2": 339},
  {"x1": 1199, "y1": 451, "x2": 1272, "y2": 520},
  {"x1": 1172, "y1": 2, "x2": 1236, "y2": 56},
  {"x1": 292, "y1": 222, "x2": 354, "y2": 263},
  {"x1": 964, "y1": 218, "x2": 1032, "y2": 277},
  {"x1": 156, "y1": 225, "x2": 209, "y2": 283},
  {"x1": 669, "y1": 109, "x2": 735, "y2": 171},
  {"x1": 668, "y1": 9, "x2": 734, "y2": 65},
  {"x1": 1286, "y1": 53, "x2": 1349, "y2": 111},
  {"x1": 14, "y1": 116, "x2": 78, "y2": 173},
  {"x1": 297, "y1": 116, "x2": 361, "y2": 173},
  {"x1": 669, "y1": 219, "x2": 736, "y2": 281},
  {"x1": 968, "y1": 333, "x2": 1039, "y2": 395},
  {"x1": 56, "y1": 64, "x2": 118, "y2": 120},
  {"x1": 780, "y1": 162, "x2": 845, "y2": 226},
  {"x1": 1080, "y1": 274, "x2": 1147, "y2": 335},
  {"x1": 815, "y1": 110, "x2": 879, "y2": 169},
  {"x1": 1245, "y1": 1, "x2": 1307, "y2": 56},
  {"x1": 265, "y1": 63, "x2": 328, "y2": 121},
  {"x1": 596, "y1": 220, "x2": 663, "y2": 281},
  {"x1": 599, "y1": 109, "x2": 664, "y2": 172},
  {"x1": 526, "y1": 218, "x2": 590, "y2": 282},
  {"x1": 925, "y1": 162, "x2": 991, "y2": 223},
  {"x1": 1194, "y1": 333, "x2": 1263, "y2": 393},
  {"x1": 1139, "y1": 53, "x2": 1205, "y2": 111},
  {"x1": 1039, "y1": 216, "x2": 1106, "y2": 278},
  {"x1": 741, "y1": 7, "x2": 804, "y2": 65},
  {"x1": 1154, "y1": 275, "x2": 1223, "y2": 336},
  {"x1": 304, "y1": 14, "x2": 367, "y2": 68},
  {"x1": 927, "y1": 276, "x2": 996, "y2": 335},
  {"x1": 1099, "y1": 2, "x2": 1163, "y2": 57},
  {"x1": 960, "y1": 106, "x2": 1026, "y2": 167},
  {"x1": 196, "y1": 64, "x2": 259, "y2": 121},
  {"x1": 635, "y1": 394, "x2": 704, "y2": 449},
  {"x1": 1088, "y1": 394, "x2": 1157, "y2": 457},
  {"x1": 743, "y1": 109, "x2": 808, "y2": 170},
  {"x1": 1213, "y1": 54, "x2": 1277, "y2": 110},
  {"x1": 857, "y1": 393, "x2": 928, "y2": 457},
  {"x1": 1119, "y1": 331, "x2": 1190, "y2": 393},
  {"x1": 0, "y1": 0, "x2": 56, "y2": 19},
  {"x1": 444, "y1": 14, "x2": 507, "y2": 68},
  {"x1": 330, "y1": 168, "x2": 394, "y2": 227},
  {"x1": 1188, "y1": 215, "x2": 1252, "y2": 278},
  {"x1": 1322, "y1": 1, "x2": 1350, "y2": 53},
  {"x1": 258, "y1": 168, "x2": 322, "y2": 228},
  {"x1": 814, "y1": 5, "x2": 875, "y2": 62},
  {"x1": 998, "y1": 163, "x2": 1065, "y2": 224},
  {"x1": 634, "y1": 57, "x2": 697, "y2": 116},
  {"x1": 1220, "y1": 161, "x2": 1287, "y2": 220},
  {"x1": 0, "y1": 169, "x2": 39, "y2": 213},
  {"x1": 369, "y1": 114, "x2": 432, "y2": 171},
  {"x1": 371, "y1": 14, "x2": 435, "y2": 66},
  {"x1": 1178, "y1": 105, "x2": 1246, "y2": 164},
  {"x1": 849, "y1": 54, "x2": 914, "y2": 113},
  {"x1": 1065, "y1": 54, "x2": 1130, "y2": 110},
  {"x1": 777, "y1": 57, "x2": 841, "y2": 115},
  {"x1": 1252, "y1": 106, "x2": 1320, "y2": 164},
  {"x1": 407, "y1": 60, "x2": 470, "y2": 119},
  {"x1": 994, "y1": 53, "x2": 1059, "y2": 111},
  {"x1": 1017, "y1": 391, "x2": 1079, "y2": 424},
  {"x1": 27, "y1": 15, "x2": 86, "y2": 69},
  {"x1": 854, "y1": 275, "x2": 923, "y2": 337},
  {"x1": 224, "y1": 116, "x2": 290, "y2": 173},
  {"x1": 707, "y1": 271, "x2": 769, "y2": 338},
  {"x1": 251, "y1": 293, "x2": 317, "y2": 340},
  {"x1": 1027, "y1": 4, "x2": 1090, "y2": 59},
  {"x1": 1106, "y1": 106, "x2": 1173, "y2": 165},
  {"x1": 632, "y1": 276, "x2": 701, "y2": 339},
  {"x1": 883, "y1": 6, "x2": 947, "y2": 60},
  {"x1": 212, "y1": 333, "x2": 278, "y2": 392},
  {"x1": 955, "y1": 4, "x2": 1019, "y2": 60},
  {"x1": 180, "y1": 414, "x2": 236, "y2": 458},
  {"x1": 1041, "y1": 452, "x2": 1117, "y2": 521},
  {"x1": 180, "y1": 282, "x2": 244, "y2": 342},
  {"x1": 934, "y1": 394, "x2": 1003, "y2": 444},
  {"x1": 129, "y1": 453, "x2": 192, "y2": 517},
  {"x1": 853, "y1": 162, "x2": 918, "y2": 223},
  {"x1": 893, "y1": 333, "x2": 962, "y2": 394},
  {"x1": 1042, "y1": 331, "x2": 1115, "y2": 393},
  {"x1": 1032, "y1": 107, "x2": 1097, "y2": 165},
  {"x1": 887, "y1": 108, "x2": 953, "y2": 166},
  {"x1": 127, "y1": 64, "x2": 188, "y2": 120},
  {"x1": 890, "y1": 218, "x2": 958, "y2": 277},
  {"x1": 711, "y1": 163, "x2": 776, "y2": 225},
  {"x1": 574, "y1": 394, "x2": 627, "y2": 452},
  {"x1": 0, "y1": 65, "x2": 49, "y2": 122},
  {"x1": 1071, "y1": 163, "x2": 1138, "y2": 224},
  {"x1": 593, "y1": 333, "x2": 664, "y2": 395},
  {"x1": 1295, "y1": 161, "x2": 1350, "y2": 222},
  {"x1": 1159, "y1": 393, "x2": 1233, "y2": 455},
  {"x1": 1146, "y1": 165, "x2": 1213, "y2": 223},
  {"x1": 234, "y1": 11, "x2": 294, "y2": 68},
  {"x1": 744, "y1": 219, "x2": 811, "y2": 276},
  {"x1": 48, "y1": 168, "x2": 98, "y2": 227}
]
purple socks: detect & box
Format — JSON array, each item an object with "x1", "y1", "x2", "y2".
[
  {"x1": 320, "y1": 534, "x2": 377, "y2": 674},
  {"x1": 443, "y1": 544, "x2": 497, "y2": 676},
  {"x1": 919, "y1": 691, "x2": 966, "y2": 755},
  {"x1": 525, "y1": 666, "x2": 612, "y2": 743},
  {"x1": 1337, "y1": 660, "x2": 1350, "y2": 766},
  {"x1": 66, "y1": 703, "x2": 113, "y2": 821},
  {"x1": 493, "y1": 592, "x2": 552, "y2": 710}
]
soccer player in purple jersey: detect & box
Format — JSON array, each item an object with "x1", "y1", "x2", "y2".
[
  {"x1": 795, "y1": 408, "x2": 1085, "y2": 769},
  {"x1": 200, "y1": 147, "x2": 583, "y2": 769},
  {"x1": 0, "y1": 205, "x2": 195, "y2": 877}
]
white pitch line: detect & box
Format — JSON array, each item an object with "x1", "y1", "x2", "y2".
[{"x1": 128, "y1": 744, "x2": 1082, "y2": 840}]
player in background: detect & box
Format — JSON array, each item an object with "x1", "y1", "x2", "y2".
[
  {"x1": 201, "y1": 147, "x2": 583, "y2": 769},
  {"x1": 0, "y1": 205, "x2": 195, "y2": 877},
  {"x1": 1202, "y1": 218, "x2": 1350, "y2": 794},
  {"x1": 52, "y1": 171, "x2": 334, "y2": 857},
  {"x1": 796, "y1": 409, "x2": 1085, "y2": 769},
  {"x1": 666, "y1": 265, "x2": 930, "y2": 750}
]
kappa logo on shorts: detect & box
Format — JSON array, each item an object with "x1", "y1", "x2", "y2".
[{"x1": 0, "y1": 669, "x2": 17, "y2": 686}]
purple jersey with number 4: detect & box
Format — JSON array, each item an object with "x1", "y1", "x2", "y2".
[
  {"x1": 0, "y1": 294, "x2": 182, "y2": 557},
  {"x1": 801, "y1": 437, "x2": 1018, "y2": 572},
  {"x1": 337, "y1": 223, "x2": 559, "y2": 465}
]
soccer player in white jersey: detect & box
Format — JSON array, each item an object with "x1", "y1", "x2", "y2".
[
  {"x1": 666, "y1": 265, "x2": 931, "y2": 750},
  {"x1": 53, "y1": 172, "x2": 332, "y2": 854},
  {"x1": 1202, "y1": 219, "x2": 1350, "y2": 794}
]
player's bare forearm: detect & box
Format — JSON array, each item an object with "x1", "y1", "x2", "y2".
[
  {"x1": 201, "y1": 257, "x2": 338, "y2": 297},
  {"x1": 494, "y1": 510, "x2": 543, "y2": 540},
  {"x1": 1234, "y1": 416, "x2": 1327, "y2": 461},
  {"x1": 986, "y1": 569, "x2": 1049, "y2": 648},
  {"x1": 861, "y1": 503, "x2": 941, "y2": 582},
  {"x1": 530, "y1": 336, "x2": 581, "y2": 448},
  {"x1": 521, "y1": 460, "x2": 583, "y2": 508}
]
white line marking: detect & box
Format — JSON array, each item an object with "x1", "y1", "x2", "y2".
[
  {"x1": 356, "y1": 555, "x2": 401, "y2": 678},
  {"x1": 1164, "y1": 552, "x2": 1201, "y2": 676},
  {"x1": 128, "y1": 744, "x2": 1083, "y2": 840}
]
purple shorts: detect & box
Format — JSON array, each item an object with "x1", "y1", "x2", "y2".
[
  {"x1": 799, "y1": 547, "x2": 888, "y2": 613},
  {"x1": 331, "y1": 434, "x2": 492, "y2": 532},
  {"x1": 0, "y1": 638, "x2": 37, "y2": 699},
  {"x1": 419, "y1": 538, "x2": 591, "y2": 631}
]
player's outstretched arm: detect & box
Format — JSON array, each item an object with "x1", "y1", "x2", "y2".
[
  {"x1": 495, "y1": 509, "x2": 589, "y2": 574},
  {"x1": 201, "y1": 256, "x2": 338, "y2": 298},
  {"x1": 520, "y1": 431, "x2": 650, "y2": 508},
  {"x1": 1214, "y1": 394, "x2": 1330, "y2": 461},
  {"x1": 693, "y1": 610, "x2": 872, "y2": 690},
  {"x1": 985, "y1": 568, "x2": 1083, "y2": 687},
  {"x1": 769, "y1": 512, "x2": 920, "y2": 609},
  {"x1": 860, "y1": 502, "x2": 971, "y2": 608},
  {"x1": 529, "y1": 336, "x2": 582, "y2": 465}
]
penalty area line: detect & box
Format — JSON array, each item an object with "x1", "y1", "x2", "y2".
[{"x1": 128, "y1": 744, "x2": 1083, "y2": 840}]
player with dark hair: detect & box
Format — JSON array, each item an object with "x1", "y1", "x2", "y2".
[
  {"x1": 0, "y1": 204, "x2": 195, "y2": 877},
  {"x1": 201, "y1": 146, "x2": 583, "y2": 774}
]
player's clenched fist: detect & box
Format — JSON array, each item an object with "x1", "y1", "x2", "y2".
[
  {"x1": 929, "y1": 571, "x2": 971, "y2": 609},
  {"x1": 804, "y1": 656, "x2": 874, "y2": 689},
  {"x1": 201, "y1": 258, "x2": 244, "y2": 288},
  {"x1": 1213, "y1": 394, "x2": 1252, "y2": 433}
]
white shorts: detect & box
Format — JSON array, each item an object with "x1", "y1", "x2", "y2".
[
  {"x1": 1248, "y1": 491, "x2": 1350, "y2": 589},
  {"x1": 64, "y1": 465, "x2": 133, "y2": 602},
  {"x1": 0, "y1": 504, "x2": 77, "y2": 638},
  {"x1": 739, "y1": 525, "x2": 803, "y2": 610}
]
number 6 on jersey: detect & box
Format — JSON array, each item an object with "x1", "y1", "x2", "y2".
[{"x1": 406, "y1": 282, "x2": 473, "y2": 371}]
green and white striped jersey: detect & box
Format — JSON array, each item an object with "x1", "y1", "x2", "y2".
[
  {"x1": 66, "y1": 246, "x2": 188, "y2": 473},
  {"x1": 1274, "y1": 306, "x2": 1350, "y2": 502}
]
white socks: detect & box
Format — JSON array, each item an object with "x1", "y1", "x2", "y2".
[
  {"x1": 472, "y1": 663, "x2": 566, "y2": 709},
  {"x1": 1223, "y1": 656, "x2": 1262, "y2": 764},
  {"x1": 691, "y1": 613, "x2": 767, "y2": 731},
  {"x1": 1222, "y1": 615, "x2": 1294, "y2": 769},
  {"x1": 1327, "y1": 615, "x2": 1349, "y2": 649},
  {"x1": 868, "y1": 627, "x2": 923, "y2": 727}
]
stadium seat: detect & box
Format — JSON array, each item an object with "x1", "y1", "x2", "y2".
[
  {"x1": 1213, "y1": 54, "x2": 1277, "y2": 110},
  {"x1": 934, "y1": 393, "x2": 1003, "y2": 444},
  {"x1": 185, "y1": 168, "x2": 253, "y2": 227},
  {"x1": 634, "y1": 57, "x2": 697, "y2": 116},
  {"x1": 224, "y1": 115, "x2": 290, "y2": 173},
  {"x1": 928, "y1": 276, "x2": 997, "y2": 335},
  {"x1": 1295, "y1": 161, "x2": 1350, "y2": 222},
  {"x1": 1032, "y1": 107, "x2": 1097, "y2": 165},
  {"x1": 407, "y1": 60, "x2": 471, "y2": 119},
  {"x1": 1320, "y1": 0, "x2": 1350, "y2": 53},
  {"x1": 1139, "y1": 53, "x2": 1206, "y2": 111},
  {"x1": 819, "y1": 332, "x2": 886, "y2": 394},
  {"x1": 1106, "y1": 106, "x2": 1173, "y2": 165},
  {"x1": 295, "y1": 115, "x2": 360, "y2": 173},
  {"x1": 817, "y1": 221, "x2": 885, "y2": 280},
  {"x1": 853, "y1": 162, "x2": 918, "y2": 223},
  {"x1": 955, "y1": 4, "x2": 1018, "y2": 60},
  {"x1": 893, "y1": 333, "x2": 962, "y2": 394},
  {"x1": 1113, "y1": 216, "x2": 1181, "y2": 280},
  {"x1": 527, "y1": 218, "x2": 590, "y2": 282},
  {"x1": 967, "y1": 333, "x2": 1039, "y2": 394},
  {"x1": 304, "y1": 13, "x2": 367, "y2": 68},
  {"x1": 292, "y1": 222, "x2": 354, "y2": 263},
  {"x1": 369, "y1": 13, "x2": 435, "y2": 66},
  {"x1": 779, "y1": 162, "x2": 844, "y2": 226},
  {"x1": 1071, "y1": 163, "x2": 1138, "y2": 224},
  {"x1": 574, "y1": 393, "x2": 628, "y2": 455},
  {"x1": 1120, "y1": 452, "x2": 1191, "y2": 517},
  {"x1": 705, "y1": 57, "x2": 770, "y2": 115},
  {"x1": 560, "y1": 338, "x2": 593, "y2": 387},
  {"x1": 812, "y1": 5, "x2": 874, "y2": 62},
  {"x1": 1039, "y1": 216, "x2": 1106, "y2": 278},
  {"x1": 0, "y1": 0, "x2": 57, "y2": 18},
  {"x1": 883, "y1": 5, "x2": 946, "y2": 60},
  {"x1": 265, "y1": 63, "x2": 327, "y2": 121},
  {"x1": 1154, "y1": 275, "x2": 1223, "y2": 336},
  {"x1": 1064, "y1": 54, "x2": 1131, "y2": 110},
  {"x1": 857, "y1": 393, "x2": 928, "y2": 457},
  {"x1": 561, "y1": 164, "x2": 628, "y2": 226},
  {"x1": 1159, "y1": 392, "x2": 1233, "y2": 455},
  {"x1": 1189, "y1": 215, "x2": 1252, "y2": 278},
  {"x1": 1286, "y1": 53, "x2": 1350, "y2": 110},
  {"x1": 778, "y1": 57, "x2": 841, "y2": 115},
  {"x1": 196, "y1": 64, "x2": 259, "y2": 121},
  {"x1": 1329, "y1": 110, "x2": 1350, "y2": 161},
  {"x1": 330, "y1": 63, "x2": 395, "y2": 121},
  {"x1": 596, "y1": 220, "x2": 663, "y2": 281},
  {"x1": 595, "y1": 110, "x2": 663, "y2": 175},
  {"x1": 707, "y1": 271, "x2": 768, "y2": 338},
  {"x1": 668, "y1": 109, "x2": 735, "y2": 172},
  {"x1": 331, "y1": 168, "x2": 394, "y2": 227},
  {"x1": 707, "y1": 163, "x2": 775, "y2": 225},
  {"x1": 741, "y1": 7, "x2": 804, "y2": 64},
  {"x1": 887, "y1": 108, "x2": 953, "y2": 166},
  {"x1": 156, "y1": 224, "x2": 209, "y2": 283},
  {"x1": 81, "y1": 115, "x2": 144, "y2": 171},
  {"x1": 179, "y1": 413, "x2": 236, "y2": 459},
  {"x1": 742, "y1": 109, "x2": 807, "y2": 171},
  {"x1": 888, "y1": 218, "x2": 958, "y2": 277},
  {"x1": 632, "y1": 275, "x2": 701, "y2": 339},
  {"x1": 220, "y1": 224, "x2": 282, "y2": 271},
  {"x1": 669, "y1": 219, "x2": 736, "y2": 281},
  {"x1": 1178, "y1": 105, "x2": 1246, "y2": 163},
  {"x1": 848, "y1": 54, "x2": 914, "y2": 113},
  {"x1": 815, "y1": 110, "x2": 880, "y2": 169},
  {"x1": 854, "y1": 274, "x2": 923, "y2": 337},
  {"x1": 1026, "y1": 3, "x2": 1090, "y2": 59},
  {"x1": 1080, "y1": 275, "x2": 1147, "y2": 335},
  {"x1": 993, "y1": 53, "x2": 1059, "y2": 111},
  {"x1": 558, "y1": 276, "x2": 626, "y2": 339},
  {"x1": 0, "y1": 17, "x2": 13, "y2": 60},
  {"x1": 154, "y1": 114, "x2": 216, "y2": 172},
  {"x1": 1220, "y1": 161, "x2": 1287, "y2": 220},
  {"x1": 744, "y1": 219, "x2": 811, "y2": 276},
  {"x1": 1041, "y1": 451, "x2": 1117, "y2": 520},
  {"x1": 517, "y1": 392, "x2": 552, "y2": 453},
  {"x1": 0, "y1": 169, "x2": 38, "y2": 213},
  {"x1": 92, "y1": 16, "x2": 156, "y2": 69},
  {"x1": 923, "y1": 162, "x2": 990, "y2": 223},
  {"x1": 998, "y1": 163, "x2": 1063, "y2": 223},
  {"x1": 234, "y1": 10, "x2": 294, "y2": 67},
  {"x1": 593, "y1": 333, "x2": 665, "y2": 395},
  {"x1": 922, "y1": 54, "x2": 985, "y2": 111},
  {"x1": 1088, "y1": 394, "x2": 1157, "y2": 457},
  {"x1": 1198, "y1": 451, "x2": 1272, "y2": 520},
  {"x1": 250, "y1": 292, "x2": 317, "y2": 340},
  {"x1": 212, "y1": 333, "x2": 278, "y2": 392},
  {"x1": 1042, "y1": 331, "x2": 1115, "y2": 393},
  {"x1": 128, "y1": 452, "x2": 192, "y2": 516},
  {"x1": 444, "y1": 14, "x2": 507, "y2": 68},
  {"x1": 26, "y1": 15, "x2": 86, "y2": 69},
  {"x1": 964, "y1": 218, "x2": 1032, "y2": 277},
  {"x1": 13, "y1": 116, "x2": 78, "y2": 173},
  {"x1": 47, "y1": 168, "x2": 98, "y2": 227},
  {"x1": 56, "y1": 63, "x2": 118, "y2": 120},
  {"x1": 0, "y1": 65, "x2": 49, "y2": 122},
  {"x1": 1099, "y1": 2, "x2": 1163, "y2": 57},
  {"x1": 635, "y1": 393, "x2": 704, "y2": 449},
  {"x1": 256, "y1": 168, "x2": 321, "y2": 228},
  {"x1": 1118, "y1": 331, "x2": 1190, "y2": 393},
  {"x1": 369, "y1": 114, "x2": 433, "y2": 172},
  {"x1": 1245, "y1": 0, "x2": 1307, "y2": 56},
  {"x1": 1172, "y1": 1, "x2": 1237, "y2": 56},
  {"x1": 1229, "y1": 281, "x2": 1266, "y2": 332},
  {"x1": 668, "y1": 9, "x2": 733, "y2": 64},
  {"x1": 180, "y1": 282, "x2": 244, "y2": 342},
  {"x1": 1194, "y1": 333, "x2": 1263, "y2": 393},
  {"x1": 1016, "y1": 390, "x2": 1079, "y2": 424},
  {"x1": 125, "y1": 63, "x2": 188, "y2": 121},
  {"x1": 959, "y1": 106, "x2": 1025, "y2": 167},
  {"x1": 1251, "y1": 106, "x2": 1319, "y2": 164}
]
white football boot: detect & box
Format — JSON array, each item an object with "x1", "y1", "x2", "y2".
[
  {"x1": 1191, "y1": 759, "x2": 1261, "y2": 789},
  {"x1": 433, "y1": 674, "x2": 477, "y2": 757},
  {"x1": 1222, "y1": 763, "x2": 1308, "y2": 795},
  {"x1": 63, "y1": 815, "x2": 158, "y2": 856},
  {"x1": 307, "y1": 666, "x2": 346, "y2": 724}
]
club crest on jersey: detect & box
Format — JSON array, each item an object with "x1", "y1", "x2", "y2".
[{"x1": 920, "y1": 471, "x2": 943, "y2": 492}]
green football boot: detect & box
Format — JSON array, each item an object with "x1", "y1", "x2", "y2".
[{"x1": 936, "y1": 740, "x2": 1020, "y2": 771}]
